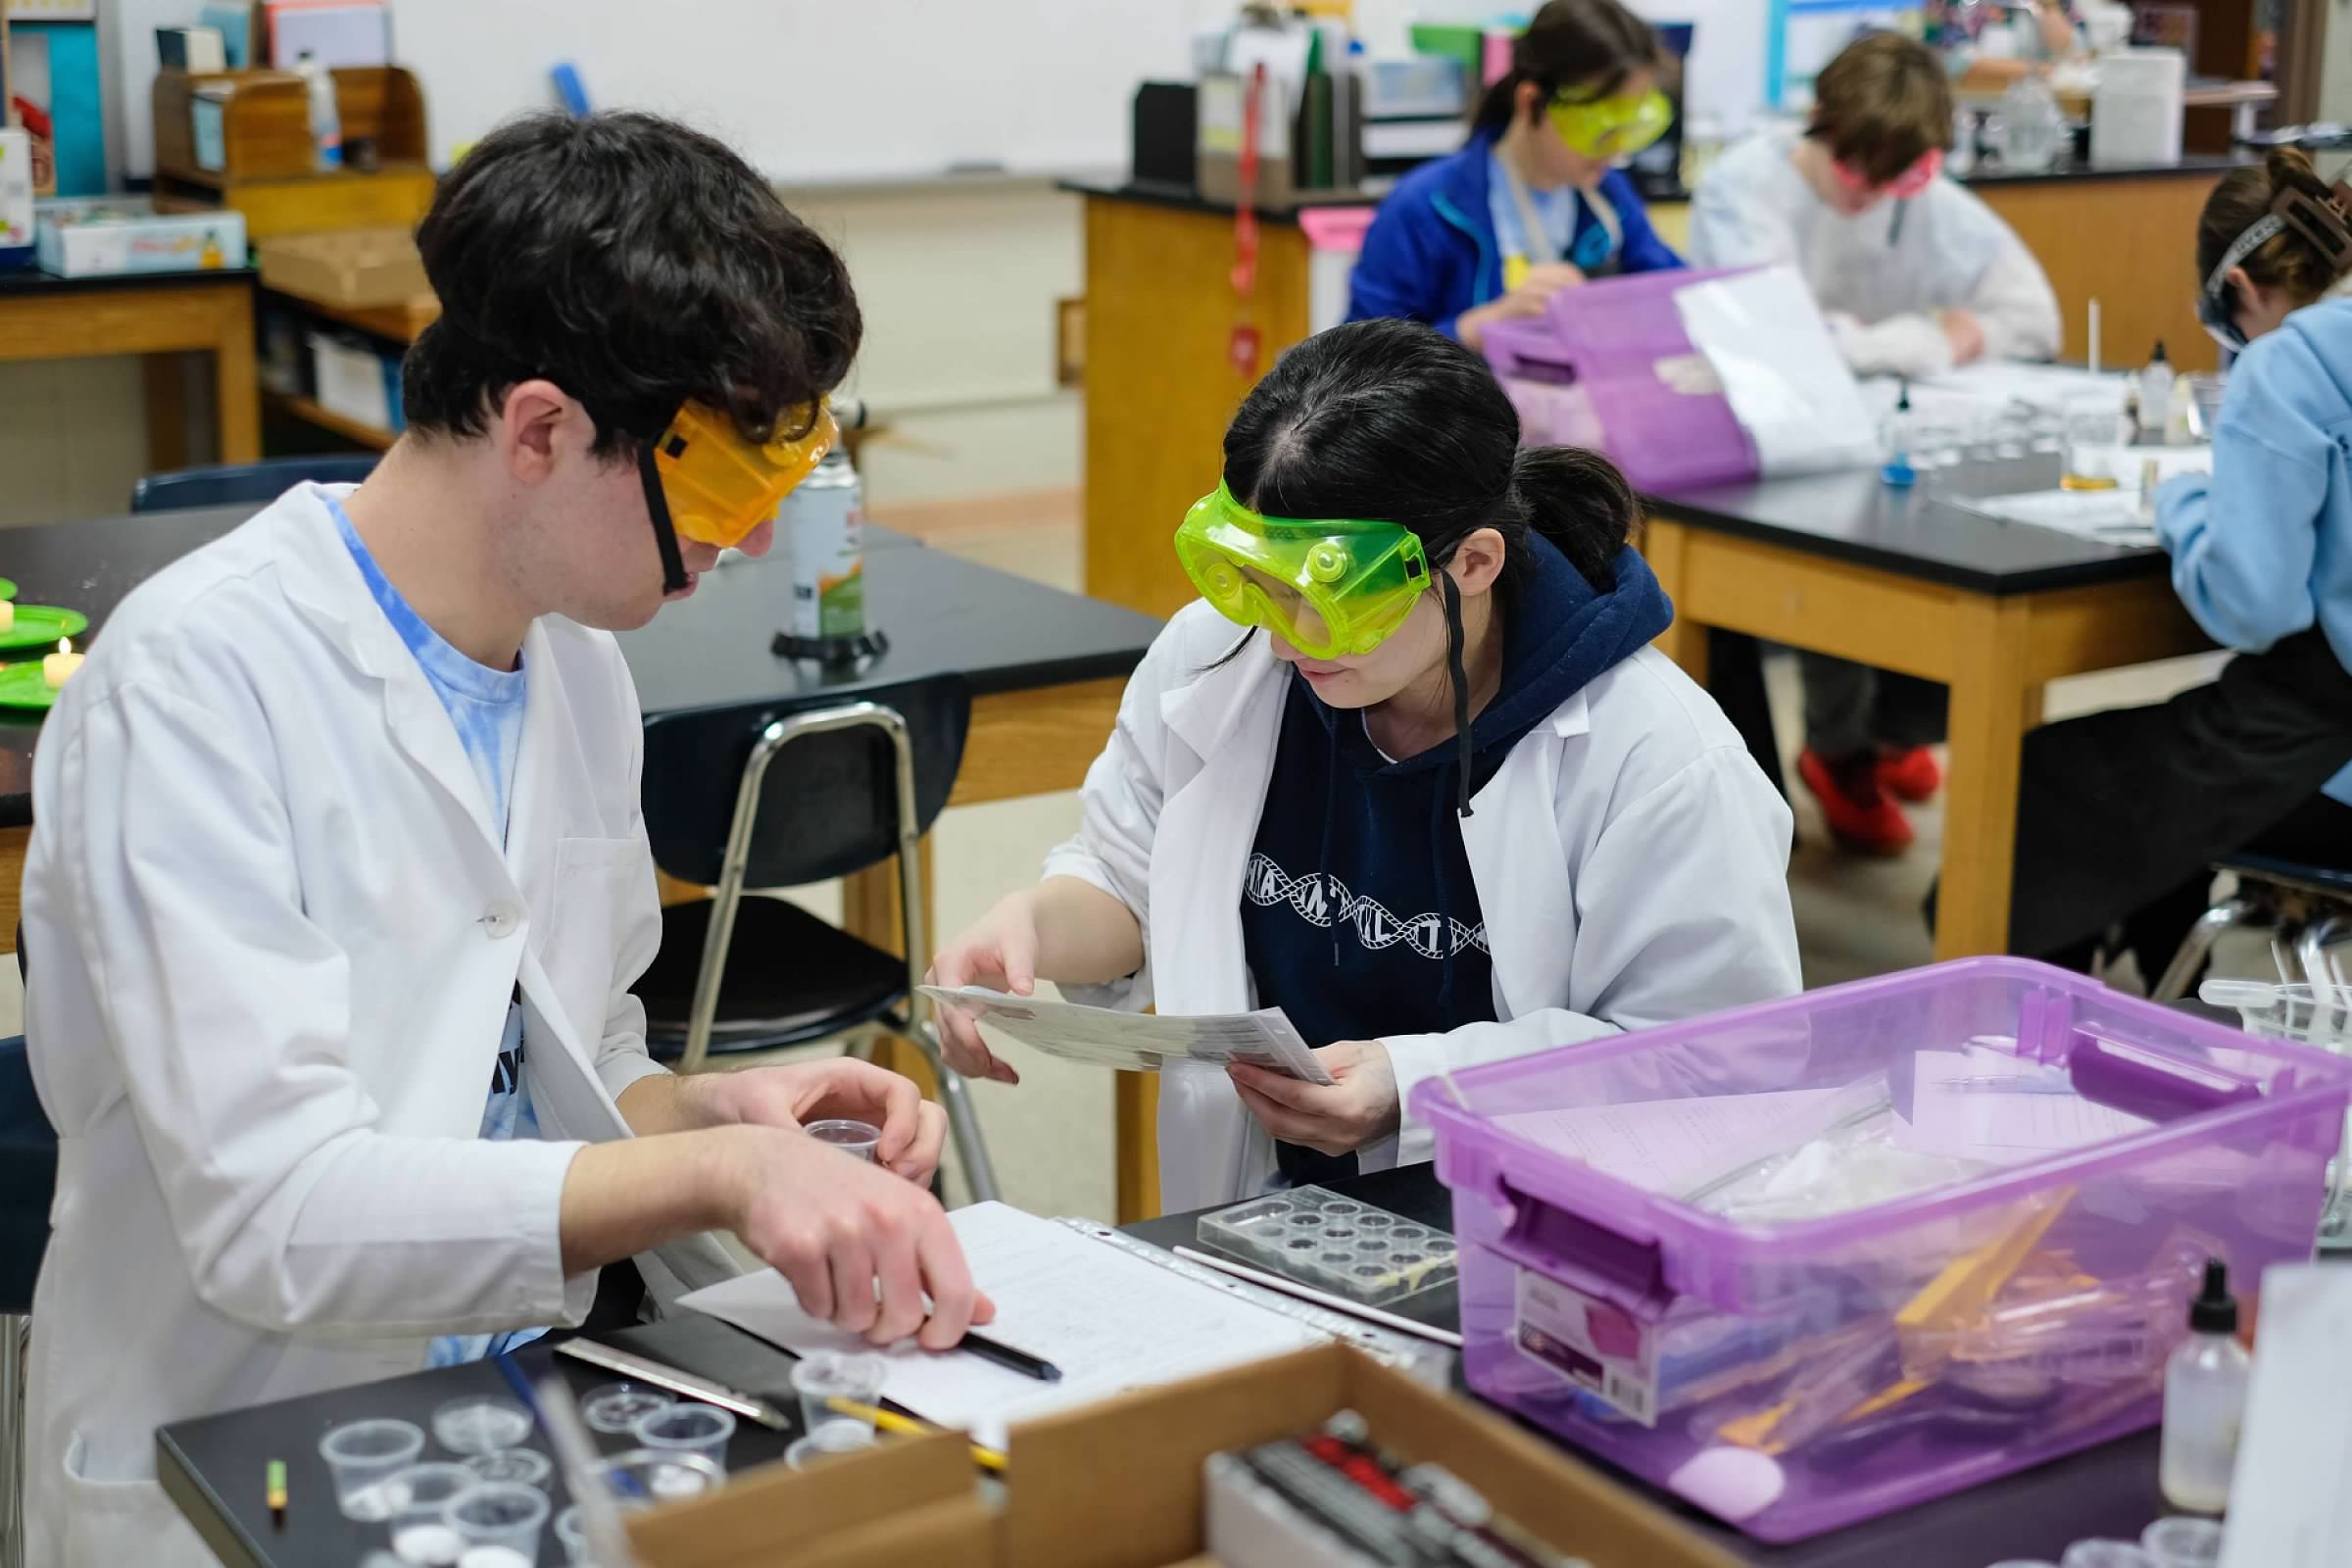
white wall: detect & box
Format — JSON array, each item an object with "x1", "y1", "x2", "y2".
[{"x1": 0, "y1": 180, "x2": 1083, "y2": 525}]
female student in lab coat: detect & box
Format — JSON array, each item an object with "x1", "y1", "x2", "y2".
[
  {"x1": 1345, "y1": 0, "x2": 1684, "y2": 349},
  {"x1": 927, "y1": 319, "x2": 1801, "y2": 1211},
  {"x1": 2003, "y1": 149, "x2": 2352, "y2": 985},
  {"x1": 1690, "y1": 30, "x2": 2061, "y2": 858},
  {"x1": 22, "y1": 114, "x2": 988, "y2": 1568}
]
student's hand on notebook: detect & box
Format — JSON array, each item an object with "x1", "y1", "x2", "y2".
[
  {"x1": 705, "y1": 1057, "x2": 949, "y2": 1186},
  {"x1": 926, "y1": 895, "x2": 1042, "y2": 1086},
  {"x1": 1226, "y1": 1040, "x2": 1400, "y2": 1157},
  {"x1": 1940, "y1": 308, "x2": 1987, "y2": 367},
  {"x1": 715, "y1": 1122, "x2": 996, "y2": 1349}
]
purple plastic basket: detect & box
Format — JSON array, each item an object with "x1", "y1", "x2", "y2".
[
  {"x1": 1411, "y1": 957, "x2": 2352, "y2": 1543},
  {"x1": 1481, "y1": 268, "x2": 1759, "y2": 494}
]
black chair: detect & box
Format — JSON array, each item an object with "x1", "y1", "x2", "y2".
[
  {"x1": 0, "y1": 1034, "x2": 54, "y2": 1568},
  {"x1": 130, "y1": 455, "x2": 379, "y2": 514},
  {"x1": 631, "y1": 676, "x2": 999, "y2": 1200},
  {"x1": 2154, "y1": 854, "x2": 2352, "y2": 1001}
]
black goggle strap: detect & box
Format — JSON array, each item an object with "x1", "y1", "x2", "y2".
[
  {"x1": 635, "y1": 439, "x2": 691, "y2": 598},
  {"x1": 1441, "y1": 570, "x2": 1474, "y2": 819}
]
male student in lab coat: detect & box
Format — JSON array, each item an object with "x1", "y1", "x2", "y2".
[
  {"x1": 20, "y1": 112, "x2": 990, "y2": 1567},
  {"x1": 1689, "y1": 30, "x2": 2060, "y2": 858}
]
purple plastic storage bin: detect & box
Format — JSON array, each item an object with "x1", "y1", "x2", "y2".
[
  {"x1": 1481, "y1": 267, "x2": 1759, "y2": 495},
  {"x1": 1411, "y1": 958, "x2": 2352, "y2": 1543}
]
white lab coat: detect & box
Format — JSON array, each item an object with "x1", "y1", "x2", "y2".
[
  {"x1": 1690, "y1": 129, "x2": 2062, "y2": 379},
  {"x1": 20, "y1": 485, "x2": 740, "y2": 1567},
  {"x1": 1045, "y1": 603, "x2": 1802, "y2": 1212}
]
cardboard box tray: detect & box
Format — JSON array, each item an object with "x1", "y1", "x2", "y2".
[
  {"x1": 259, "y1": 224, "x2": 427, "y2": 309},
  {"x1": 625, "y1": 1344, "x2": 1742, "y2": 1568}
]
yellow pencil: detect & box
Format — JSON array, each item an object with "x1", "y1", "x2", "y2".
[{"x1": 826, "y1": 1397, "x2": 1007, "y2": 1473}]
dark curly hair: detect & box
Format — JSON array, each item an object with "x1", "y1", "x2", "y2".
[{"x1": 401, "y1": 111, "x2": 860, "y2": 459}]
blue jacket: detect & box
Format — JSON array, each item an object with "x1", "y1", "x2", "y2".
[
  {"x1": 2157, "y1": 293, "x2": 2352, "y2": 804},
  {"x1": 1346, "y1": 128, "x2": 1684, "y2": 338}
]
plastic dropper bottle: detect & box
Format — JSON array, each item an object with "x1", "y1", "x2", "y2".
[
  {"x1": 2138, "y1": 341, "x2": 2174, "y2": 445},
  {"x1": 2159, "y1": 1259, "x2": 2250, "y2": 1514},
  {"x1": 1882, "y1": 383, "x2": 1917, "y2": 488}
]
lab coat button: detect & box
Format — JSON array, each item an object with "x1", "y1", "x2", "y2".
[{"x1": 483, "y1": 901, "x2": 522, "y2": 939}]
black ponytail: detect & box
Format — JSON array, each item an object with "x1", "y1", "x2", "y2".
[
  {"x1": 1506, "y1": 445, "x2": 1639, "y2": 594},
  {"x1": 1471, "y1": 0, "x2": 1665, "y2": 137}
]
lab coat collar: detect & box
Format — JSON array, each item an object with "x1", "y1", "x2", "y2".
[
  {"x1": 267, "y1": 486, "x2": 529, "y2": 858},
  {"x1": 1159, "y1": 628, "x2": 1283, "y2": 761}
]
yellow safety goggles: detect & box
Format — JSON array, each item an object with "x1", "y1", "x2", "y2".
[
  {"x1": 1546, "y1": 89, "x2": 1673, "y2": 161},
  {"x1": 1173, "y1": 481, "x2": 1432, "y2": 660},
  {"x1": 635, "y1": 401, "x2": 837, "y2": 593}
]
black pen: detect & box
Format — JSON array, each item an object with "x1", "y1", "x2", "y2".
[{"x1": 958, "y1": 1330, "x2": 1062, "y2": 1383}]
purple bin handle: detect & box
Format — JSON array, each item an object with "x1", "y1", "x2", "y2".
[
  {"x1": 2065, "y1": 1031, "x2": 2265, "y2": 1123},
  {"x1": 1487, "y1": 1177, "x2": 1677, "y2": 1320}
]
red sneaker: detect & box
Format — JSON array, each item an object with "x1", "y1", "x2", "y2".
[
  {"x1": 1798, "y1": 748, "x2": 1915, "y2": 856},
  {"x1": 1877, "y1": 746, "x2": 1943, "y2": 805}
]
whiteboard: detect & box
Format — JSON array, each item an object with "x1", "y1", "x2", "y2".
[{"x1": 390, "y1": 0, "x2": 1200, "y2": 179}]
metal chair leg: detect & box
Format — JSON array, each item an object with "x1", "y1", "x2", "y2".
[
  {"x1": 2151, "y1": 898, "x2": 2256, "y2": 1003},
  {"x1": 915, "y1": 1022, "x2": 1001, "y2": 1205},
  {"x1": 2299, "y1": 915, "x2": 2349, "y2": 992},
  {"x1": 1, "y1": 1311, "x2": 27, "y2": 1568}
]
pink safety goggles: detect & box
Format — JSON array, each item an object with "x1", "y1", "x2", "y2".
[{"x1": 1833, "y1": 147, "x2": 1944, "y2": 201}]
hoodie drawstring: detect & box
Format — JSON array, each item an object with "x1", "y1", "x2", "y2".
[
  {"x1": 1318, "y1": 737, "x2": 1342, "y2": 969},
  {"x1": 1440, "y1": 572, "x2": 1475, "y2": 820}
]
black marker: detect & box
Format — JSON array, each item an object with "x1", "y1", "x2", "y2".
[{"x1": 958, "y1": 1330, "x2": 1062, "y2": 1383}]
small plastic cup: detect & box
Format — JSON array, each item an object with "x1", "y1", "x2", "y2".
[
  {"x1": 318, "y1": 1418, "x2": 424, "y2": 1521},
  {"x1": 382, "y1": 1461, "x2": 475, "y2": 1564},
  {"x1": 2140, "y1": 1517, "x2": 2225, "y2": 1568},
  {"x1": 581, "y1": 1381, "x2": 676, "y2": 1435},
  {"x1": 461, "y1": 1447, "x2": 551, "y2": 1487},
  {"x1": 554, "y1": 1505, "x2": 586, "y2": 1564},
  {"x1": 445, "y1": 1481, "x2": 550, "y2": 1564},
  {"x1": 786, "y1": 1420, "x2": 879, "y2": 1470},
  {"x1": 2062, "y1": 1543, "x2": 2155, "y2": 1568},
  {"x1": 804, "y1": 1118, "x2": 882, "y2": 1161},
  {"x1": 431, "y1": 1395, "x2": 533, "y2": 1456},
  {"x1": 631, "y1": 1402, "x2": 737, "y2": 1472},
  {"x1": 589, "y1": 1448, "x2": 724, "y2": 1510},
  {"x1": 789, "y1": 1351, "x2": 888, "y2": 1435}
]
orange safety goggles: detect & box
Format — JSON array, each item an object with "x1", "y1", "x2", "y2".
[{"x1": 636, "y1": 401, "x2": 838, "y2": 592}]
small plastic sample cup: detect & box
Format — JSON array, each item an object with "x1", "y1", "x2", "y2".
[
  {"x1": 581, "y1": 1381, "x2": 675, "y2": 1435},
  {"x1": 789, "y1": 1351, "x2": 888, "y2": 1434},
  {"x1": 554, "y1": 1505, "x2": 586, "y2": 1564},
  {"x1": 2140, "y1": 1517, "x2": 2224, "y2": 1568},
  {"x1": 589, "y1": 1448, "x2": 724, "y2": 1510},
  {"x1": 2063, "y1": 1542, "x2": 2155, "y2": 1568},
  {"x1": 445, "y1": 1480, "x2": 550, "y2": 1563},
  {"x1": 318, "y1": 1418, "x2": 425, "y2": 1521},
  {"x1": 786, "y1": 1420, "x2": 879, "y2": 1470},
  {"x1": 461, "y1": 1447, "x2": 552, "y2": 1487},
  {"x1": 804, "y1": 1118, "x2": 882, "y2": 1161},
  {"x1": 631, "y1": 1402, "x2": 737, "y2": 1471},
  {"x1": 431, "y1": 1395, "x2": 533, "y2": 1456},
  {"x1": 382, "y1": 1461, "x2": 475, "y2": 1565}
]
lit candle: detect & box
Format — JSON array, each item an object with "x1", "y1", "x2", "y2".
[
  {"x1": 42, "y1": 638, "x2": 82, "y2": 690},
  {"x1": 0, "y1": 603, "x2": 16, "y2": 634}
]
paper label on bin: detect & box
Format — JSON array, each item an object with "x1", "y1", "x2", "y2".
[{"x1": 1511, "y1": 1268, "x2": 1659, "y2": 1427}]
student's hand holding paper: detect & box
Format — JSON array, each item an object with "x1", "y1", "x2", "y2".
[
  {"x1": 926, "y1": 892, "x2": 1043, "y2": 1085},
  {"x1": 1227, "y1": 1040, "x2": 1400, "y2": 1156},
  {"x1": 1457, "y1": 263, "x2": 1586, "y2": 350},
  {"x1": 714, "y1": 1123, "x2": 996, "y2": 1349}
]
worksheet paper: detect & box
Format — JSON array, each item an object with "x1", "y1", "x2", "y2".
[
  {"x1": 918, "y1": 986, "x2": 1335, "y2": 1084},
  {"x1": 1897, "y1": 1049, "x2": 2152, "y2": 1163},
  {"x1": 2219, "y1": 1263, "x2": 2352, "y2": 1568},
  {"x1": 678, "y1": 1201, "x2": 1326, "y2": 1448}
]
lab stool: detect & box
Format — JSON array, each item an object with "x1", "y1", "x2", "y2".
[
  {"x1": 2153, "y1": 854, "x2": 2352, "y2": 1003},
  {"x1": 0, "y1": 1034, "x2": 53, "y2": 1568},
  {"x1": 632, "y1": 678, "x2": 1000, "y2": 1204}
]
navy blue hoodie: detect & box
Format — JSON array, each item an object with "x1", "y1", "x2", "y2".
[{"x1": 1241, "y1": 532, "x2": 1675, "y2": 1181}]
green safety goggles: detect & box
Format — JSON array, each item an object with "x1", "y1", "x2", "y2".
[
  {"x1": 1173, "y1": 482, "x2": 1433, "y2": 660},
  {"x1": 1547, "y1": 88, "x2": 1674, "y2": 161}
]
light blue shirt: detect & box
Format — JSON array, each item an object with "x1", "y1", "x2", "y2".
[
  {"x1": 327, "y1": 493, "x2": 546, "y2": 1363},
  {"x1": 1488, "y1": 150, "x2": 1573, "y2": 271},
  {"x1": 2154, "y1": 296, "x2": 2352, "y2": 806}
]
